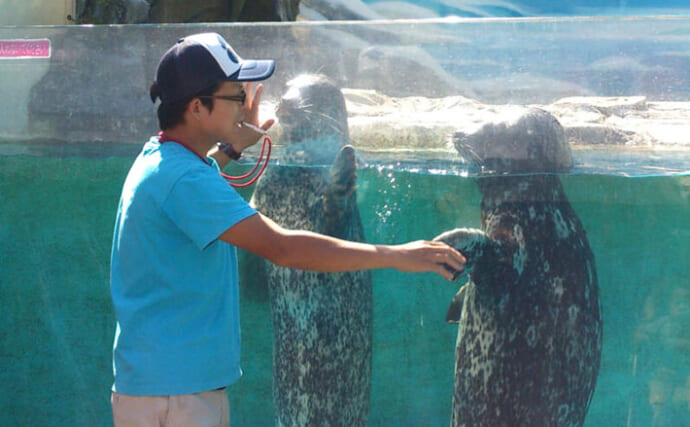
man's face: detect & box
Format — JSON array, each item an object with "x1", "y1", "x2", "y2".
[{"x1": 203, "y1": 81, "x2": 247, "y2": 143}]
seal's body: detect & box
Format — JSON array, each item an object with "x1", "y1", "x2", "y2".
[
  {"x1": 251, "y1": 74, "x2": 372, "y2": 426},
  {"x1": 435, "y1": 108, "x2": 602, "y2": 427}
]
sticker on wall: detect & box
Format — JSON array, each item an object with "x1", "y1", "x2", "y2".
[{"x1": 0, "y1": 39, "x2": 51, "y2": 59}]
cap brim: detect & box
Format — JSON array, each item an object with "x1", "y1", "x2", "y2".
[{"x1": 234, "y1": 60, "x2": 276, "y2": 81}]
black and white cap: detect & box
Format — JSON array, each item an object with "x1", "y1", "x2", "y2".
[{"x1": 152, "y1": 32, "x2": 275, "y2": 104}]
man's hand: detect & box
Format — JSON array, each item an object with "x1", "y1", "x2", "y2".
[
  {"x1": 233, "y1": 82, "x2": 274, "y2": 151},
  {"x1": 388, "y1": 240, "x2": 466, "y2": 281}
]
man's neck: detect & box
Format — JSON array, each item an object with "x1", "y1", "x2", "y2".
[{"x1": 160, "y1": 126, "x2": 213, "y2": 160}]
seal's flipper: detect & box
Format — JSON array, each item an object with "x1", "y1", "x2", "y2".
[
  {"x1": 329, "y1": 144, "x2": 357, "y2": 198},
  {"x1": 446, "y1": 284, "x2": 468, "y2": 323},
  {"x1": 324, "y1": 145, "x2": 358, "y2": 238}
]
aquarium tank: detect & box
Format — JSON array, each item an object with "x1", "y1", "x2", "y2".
[{"x1": 1, "y1": 6, "x2": 690, "y2": 427}]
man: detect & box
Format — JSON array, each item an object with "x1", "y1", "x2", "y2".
[{"x1": 109, "y1": 32, "x2": 465, "y2": 426}]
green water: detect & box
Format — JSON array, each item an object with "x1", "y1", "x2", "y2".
[{"x1": 1, "y1": 153, "x2": 689, "y2": 426}]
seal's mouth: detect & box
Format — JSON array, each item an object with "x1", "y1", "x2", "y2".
[
  {"x1": 280, "y1": 135, "x2": 347, "y2": 166},
  {"x1": 453, "y1": 135, "x2": 489, "y2": 174},
  {"x1": 276, "y1": 100, "x2": 346, "y2": 145},
  {"x1": 455, "y1": 142, "x2": 483, "y2": 167},
  {"x1": 454, "y1": 141, "x2": 533, "y2": 176}
]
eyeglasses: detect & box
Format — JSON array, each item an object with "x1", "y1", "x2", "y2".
[{"x1": 198, "y1": 93, "x2": 246, "y2": 105}]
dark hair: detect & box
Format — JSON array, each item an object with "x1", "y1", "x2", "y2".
[{"x1": 150, "y1": 81, "x2": 222, "y2": 130}]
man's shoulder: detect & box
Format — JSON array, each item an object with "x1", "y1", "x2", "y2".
[
  {"x1": 140, "y1": 140, "x2": 207, "y2": 179},
  {"x1": 127, "y1": 140, "x2": 199, "y2": 197}
]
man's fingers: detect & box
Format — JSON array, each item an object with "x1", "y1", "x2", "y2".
[
  {"x1": 432, "y1": 242, "x2": 465, "y2": 280},
  {"x1": 433, "y1": 242, "x2": 465, "y2": 266}
]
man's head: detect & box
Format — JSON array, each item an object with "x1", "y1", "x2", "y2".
[{"x1": 150, "y1": 33, "x2": 275, "y2": 130}]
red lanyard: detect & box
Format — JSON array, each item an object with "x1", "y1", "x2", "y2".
[{"x1": 157, "y1": 131, "x2": 271, "y2": 188}]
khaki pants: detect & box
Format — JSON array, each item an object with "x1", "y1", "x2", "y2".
[{"x1": 111, "y1": 389, "x2": 230, "y2": 427}]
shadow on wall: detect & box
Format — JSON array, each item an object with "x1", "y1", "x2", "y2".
[{"x1": 26, "y1": 27, "x2": 157, "y2": 143}]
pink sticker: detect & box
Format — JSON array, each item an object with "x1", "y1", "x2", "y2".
[{"x1": 0, "y1": 39, "x2": 51, "y2": 59}]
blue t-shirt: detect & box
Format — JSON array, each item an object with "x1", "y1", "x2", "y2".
[{"x1": 110, "y1": 137, "x2": 257, "y2": 396}]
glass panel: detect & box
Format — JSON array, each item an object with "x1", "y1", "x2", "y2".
[{"x1": 1, "y1": 18, "x2": 689, "y2": 426}]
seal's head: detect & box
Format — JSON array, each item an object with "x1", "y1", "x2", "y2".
[
  {"x1": 276, "y1": 73, "x2": 350, "y2": 144},
  {"x1": 453, "y1": 108, "x2": 573, "y2": 175}
]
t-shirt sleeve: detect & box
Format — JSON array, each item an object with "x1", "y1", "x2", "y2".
[{"x1": 161, "y1": 164, "x2": 257, "y2": 249}]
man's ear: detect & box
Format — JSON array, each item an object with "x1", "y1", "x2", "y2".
[
  {"x1": 191, "y1": 98, "x2": 201, "y2": 112},
  {"x1": 187, "y1": 98, "x2": 204, "y2": 119}
]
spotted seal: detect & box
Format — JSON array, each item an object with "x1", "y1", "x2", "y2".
[
  {"x1": 434, "y1": 108, "x2": 602, "y2": 426},
  {"x1": 250, "y1": 74, "x2": 373, "y2": 426}
]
